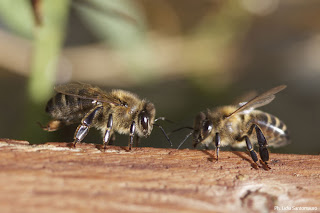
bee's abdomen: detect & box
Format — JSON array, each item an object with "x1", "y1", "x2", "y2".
[
  {"x1": 254, "y1": 112, "x2": 289, "y2": 147},
  {"x1": 46, "y1": 93, "x2": 93, "y2": 121}
]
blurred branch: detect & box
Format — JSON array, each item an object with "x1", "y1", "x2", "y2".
[
  {"x1": 74, "y1": 0, "x2": 140, "y2": 27},
  {"x1": 0, "y1": 32, "x2": 237, "y2": 86},
  {"x1": 0, "y1": 31, "x2": 234, "y2": 86},
  {"x1": 0, "y1": 1, "x2": 252, "y2": 89},
  {"x1": 73, "y1": 0, "x2": 146, "y2": 49},
  {"x1": 0, "y1": 0, "x2": 34, "y2": 38},
  {"x1": 0, "y1": 30, "x2": 31, "y2": 73},
  {"x1": 28, "y1": 0, "x2": 71, "y2": 103}
]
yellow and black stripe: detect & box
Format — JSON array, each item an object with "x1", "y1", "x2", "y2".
[
  {"x1": 255, "y1": 112, "x2": 289, "y2": 147},
  {"x1": 45, "y1": 92, "x2": 93, "y2": 120}
]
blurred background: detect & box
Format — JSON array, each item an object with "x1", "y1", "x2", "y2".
[{"x1": 0, "y1": 0, "x2": 319, "y2": 154}]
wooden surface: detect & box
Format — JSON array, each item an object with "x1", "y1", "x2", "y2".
[{"x1": 0, "y1": 138, "x2": 319, "y2": 213}]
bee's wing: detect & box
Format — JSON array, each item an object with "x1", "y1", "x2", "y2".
[
  {"x1": 267, "y1": 136, "x2": 291, "y2": 148},
  {"x1": 233, "y1": 90, "x2": 258, "y2": 106},
  {"x1": 54, "y1": 82, "x2": 121, "y2": 106},
  {"x1": 227, "y1": 85, "x2": 287, "y2": 117}
]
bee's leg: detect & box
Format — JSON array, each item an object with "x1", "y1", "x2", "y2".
[
  {"x1": 103, "y1": 114, "x2": 113, "y2": 149},
  {"x1": 244, "y1": 135, "x2": 259, "y2": 164},
  {"x1": 73, "y1": 106, "x2": 102, "y2": 147},
  {"x1": 254, "y1": 124, "x2": 269, "y2": 164},
  {"x1": 215, "y1": 132, "x2": 221, "y2": 161},
  {"x1": 128, "y1": 121, "x2": 136, "y2": 151}
]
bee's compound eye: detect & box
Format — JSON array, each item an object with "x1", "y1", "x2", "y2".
[
  {"x1": 202, "y1": 120, "x2": 213, "y2": 138},
  {"x1": 140, "y1": 111, "x2": 149, "y2": 131}
]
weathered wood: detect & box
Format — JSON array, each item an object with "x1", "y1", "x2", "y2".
[{"x1": 0, "y1": 138, "x2": 319, "y2": 213}]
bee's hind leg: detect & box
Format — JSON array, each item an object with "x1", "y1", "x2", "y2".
[
  {"x1": 245, "y1": 124, "x2": 270, "y2": 168},
  {"x1": 244, "y1": 135, "x2": 259, "y2": 165},
  {"x1": 73, "y1": 106, "x2": 102, "y2": 148},
  {"x1": 254, "y1": 124, "x2": 269, "y2": 165}
]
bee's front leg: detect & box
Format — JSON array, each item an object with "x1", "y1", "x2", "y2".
[
  {"x1": 215, "y1": 132, "x2": 221, "y2": 161},
  {"x1": 73, "y1": 106, "x2": 102, "y2": 147},
  {"x1": 128, "y1": 121, "x2": 136, "y2": 151},
  {"x1": 103, "y1": 114, "x2": 113, "y2": 149}
]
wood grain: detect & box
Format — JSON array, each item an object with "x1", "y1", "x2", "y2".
[{"x1": 0, "y1": 138, "x2": 319, "y2": 213}]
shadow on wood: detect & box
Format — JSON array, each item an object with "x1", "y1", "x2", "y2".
[{"x1": 0, "y1": 138, "x2": 319, "y2": 213}]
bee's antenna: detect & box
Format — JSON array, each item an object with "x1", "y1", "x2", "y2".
[
  {"x1": 154, "y1": 117, "x2": 175, "y2": 123},
  {"x1": 177, "y1": 130, "x2": 193, "y2": 149},
  {"x1": 168, "y1": 126, "x2": 193, "y2": 135},
  {"x1": 154, "y1": 117, "x2": 174, "y2": 147},
  {"x1": 153, "y1": 123, "x2": 173, "y2": 147}
]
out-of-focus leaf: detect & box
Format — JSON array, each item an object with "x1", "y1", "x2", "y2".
[
  {"x1": 29, "y1": 0, "x2": 71, "y2": 104},
  {"x1": 0, "y1": 0, "x2": 34, "y2": 38},
  {"x1": 74, "y1": 0, "x2": 147, "y2": 49}
]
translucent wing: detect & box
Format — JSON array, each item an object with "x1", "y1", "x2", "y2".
[
  {"x1": 54, "y1": 82, "x2": 121, "y2": 106},
  {"x1": 233, "y1": 90, "x2": 258, "y2": 106},
  {"x1": 227, "y1": 85, "x2": 287, "y2": 117}
]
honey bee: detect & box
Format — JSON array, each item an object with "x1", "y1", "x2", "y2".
[
  {"x1": 41, "y1": 82, "x2": 172, "y2": 150},
  {"x1": 178, "y1": 85, "x2": 289, "y2": 166}
]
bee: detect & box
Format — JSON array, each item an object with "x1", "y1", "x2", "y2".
[
  {"x1": 178, "y1": 85, "x2": 289, "y2": 166},
  {"x1": 41, "y1": 82, "x2": 172, "y2": 150}
]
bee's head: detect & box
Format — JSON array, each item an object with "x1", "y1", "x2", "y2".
[
  {"x1": 137, "y1": 102, "x2": 155, "y2": 137},
  {"x1": 193, "y1": 112, "x2": 214, "y2": 147}
]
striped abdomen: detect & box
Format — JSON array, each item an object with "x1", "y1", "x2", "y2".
[
  {"x1": 45, "y1": 93, "x2": 94, "y2": 122},
  {"x1": 253, "y1": 111, "x2": 290, "y2": 147}
]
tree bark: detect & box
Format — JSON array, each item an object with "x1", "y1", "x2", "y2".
[{"x1": 0, "y1": 138, "x2": 319, "y2": 213}]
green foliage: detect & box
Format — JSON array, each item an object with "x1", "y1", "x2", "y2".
[
  {"x1": 0, "y1": 0, "x2": 34, "y2": 38},
  {"x1": 74, "y1": 0, "x2": 147, "y2": 49},
  {"x1": 28, "y1": 1, "x2": 71, "y2": 104}
]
